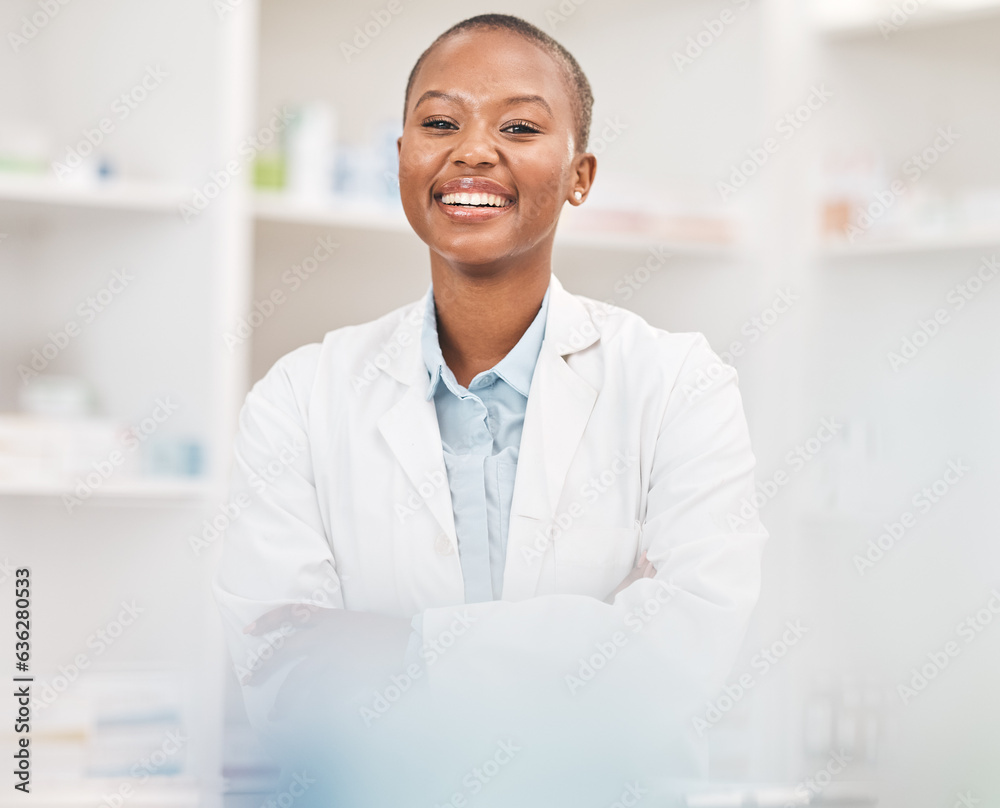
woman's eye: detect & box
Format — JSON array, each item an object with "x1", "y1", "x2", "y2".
[
  {"x1": 421, "y1": 118, "x2": 457, "y2": 130},
  {"x1": 502, "y1": 121, "x2": 541, "y2": 135}
]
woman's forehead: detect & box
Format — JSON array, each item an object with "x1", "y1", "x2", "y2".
[{"x1": 412, "y1": 29, "x2": 573, "y2": 113}]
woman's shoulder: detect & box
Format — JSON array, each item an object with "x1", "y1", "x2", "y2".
[
  {"x1": 569, "y1": 292, "x2": 717, "y2": 367},
  {"x1": 250, "y1": 296, "x2": 425, "y2": 399}
]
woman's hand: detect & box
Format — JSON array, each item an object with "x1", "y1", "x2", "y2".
[
  {"x1": 603, "y1": 551, "x2": 656, "y2": 604},
  {"x1": 240, "y1": 602, "x2": 413, "y2": 687}
]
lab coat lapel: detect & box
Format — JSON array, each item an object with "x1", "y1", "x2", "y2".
[
  {"x1": 376, "y1": 297, "x2": 458, "y2": 548},
  {"x1": 374, "y1": 274, "x2": 601, "y2": 581},
  {"x1": 503, "y1": 274, "x2": 600, "y2": 600}
]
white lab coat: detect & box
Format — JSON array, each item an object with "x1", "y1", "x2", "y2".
[{"x1": 213, "y1": 272, "x2": 768, "y2": 786}]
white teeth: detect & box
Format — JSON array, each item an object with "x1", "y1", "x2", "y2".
[{"x1": 440, "y1": 191, "x2": 512, "y2": 207}]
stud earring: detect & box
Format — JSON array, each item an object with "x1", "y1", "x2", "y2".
[{"x1": 574, "y1": 190, "x2": 583, "y2": 200}]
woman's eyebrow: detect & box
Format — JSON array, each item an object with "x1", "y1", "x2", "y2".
[
  {"x1": 412, "y1": 90, "x2": 553, "y2": 117},
  {"x1": 502, "y1": 95, "x2": 553, "y2": 116},
  {"x1": 413, "y1": 90, "x2": 463, "y2": 111}
]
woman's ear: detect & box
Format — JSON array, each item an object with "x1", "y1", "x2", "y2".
[{"x1": 568, "y1": 152, "x2": 597, "y2": 206}]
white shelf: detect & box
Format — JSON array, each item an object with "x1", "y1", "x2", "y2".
[
  {"x1": 0, "y1": 174, "x2": 191, "y2": 214},
  {"x1": 819, "y1": 0, "x2": 1000, "y2": 39},
  {"x1": 253, "y1": 191, "x2": 410, "y2": 231},
  {"x1": 821, "y1": 229, "x2": 1000, "y2": 257},
  {"x1": 0, "y1": 781, "x2": 202, "y2": 808},
  {"x1": 253, "y1": 191, "x2": 737, "y2": 255},
  {"x1": 0, "y1": 477, "x2": 215, "y2": 500},
  {"x1": 555, "y1": 226, "x2": 736, "y2": 255}
]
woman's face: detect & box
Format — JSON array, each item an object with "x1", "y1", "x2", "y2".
[{"x1": 398, "y1": 28, "x2": 595, "y2": 271}]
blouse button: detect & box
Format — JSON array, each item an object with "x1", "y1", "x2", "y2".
[{"x1": 434, "y1": 533, "x2": 454, "y2": 556}]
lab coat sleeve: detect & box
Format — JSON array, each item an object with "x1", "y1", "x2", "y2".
[
  {"x1": 417, "y1": 333, "x2": 768, "y2": 722},
  {"x1": 212, "y1": 345, "x2": 346, "y2": 735}
]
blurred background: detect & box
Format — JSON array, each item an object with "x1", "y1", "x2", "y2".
[{"x1": 1, "y1": 0, "x2": 998, "y2": 805}]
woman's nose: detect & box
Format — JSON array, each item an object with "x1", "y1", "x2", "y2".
[{"x1": 451, "y1": 124, "x2": 498, "y2": 166}]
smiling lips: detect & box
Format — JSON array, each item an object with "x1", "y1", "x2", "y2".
[{"x1": 434, "y1": 177, "x2": 516, "y2": 221}]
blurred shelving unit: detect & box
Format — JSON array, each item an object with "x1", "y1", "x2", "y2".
[
  {"x1": 0, "y1": 174, "x2": 192, "y2": 214},
  {"x1": 252, "y1": 190, "x2": 410, "y2": 231},
  {"x1": 2, "y1": 0, "x2": 995, "y2": 800},
  {"x1": 253, "y1": 190, "x2": 740, "y2": 254},
  {"x1": 816, "y1": 0, "x2": 1000, "y2": 38},
  {"x1": 821, "y1": 230, "x2": 1000, "y2": 257},
  {"x1": 0, "y1": 478, "x2": 215, "y2": 500},
  {"x1": 0, "y1": 0, "x2": 256, "y2": 803}
]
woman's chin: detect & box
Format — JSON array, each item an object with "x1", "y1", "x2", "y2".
[{"x1": 426, "y1": 237, "x2": 523, "y2": 270}]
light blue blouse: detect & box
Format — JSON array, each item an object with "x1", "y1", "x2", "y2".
[{"x1": 420, "y1": 280, "x2": 550, "y2": 602}]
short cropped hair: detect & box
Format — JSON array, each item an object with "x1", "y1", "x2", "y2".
[{"x1": 403, "y1": 14, "x2": 594, "y2": 152}]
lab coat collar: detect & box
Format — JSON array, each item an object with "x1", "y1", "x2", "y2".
[
  {"x1": 382, "y1": 272, "x2": 598, "y2": 387},
  {"x1": 420, "y1": 280, "x2": 551, "y2": 401},
  {"x1": 376, "y1": 272, "x2": 600, "y2": 599}
]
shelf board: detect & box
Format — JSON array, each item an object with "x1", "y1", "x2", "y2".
[
  {"x1": 253, "y1": 191, "x2": 410, "y2": 232},
  {"x1": 555, "y1": 226, "x2": 736, "y2": 255},
  {"x1": 819, "y1": 1, "x2": 1000, "y2": 39},
  {"x1": 0, "y1": 174, "x2": 190, "y2": 214},
  {"x1": 0, "y1": 477, "x2": 215, "y2": 501},
  {"x1": 253, "y1": 192, "x2": 737, "y2": 255},
  {"x1": 821, "y1": 230, "x2": 1000, "y2": 257}
]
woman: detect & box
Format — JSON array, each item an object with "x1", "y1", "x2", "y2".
[{"x1": 214, "y1": 13, "x2": 767, "y2": 803}]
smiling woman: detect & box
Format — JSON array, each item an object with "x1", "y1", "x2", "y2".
[
  {"x1": 213, "y1": 13, "x2": 768, "y2": 806},
  {"x1": 396, "y1": 16, "x2": 598, "y2": 387}
]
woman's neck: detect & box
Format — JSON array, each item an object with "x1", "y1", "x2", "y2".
[{"x1": 429, "y1": 255, "x2": 551, "y2": 389}]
